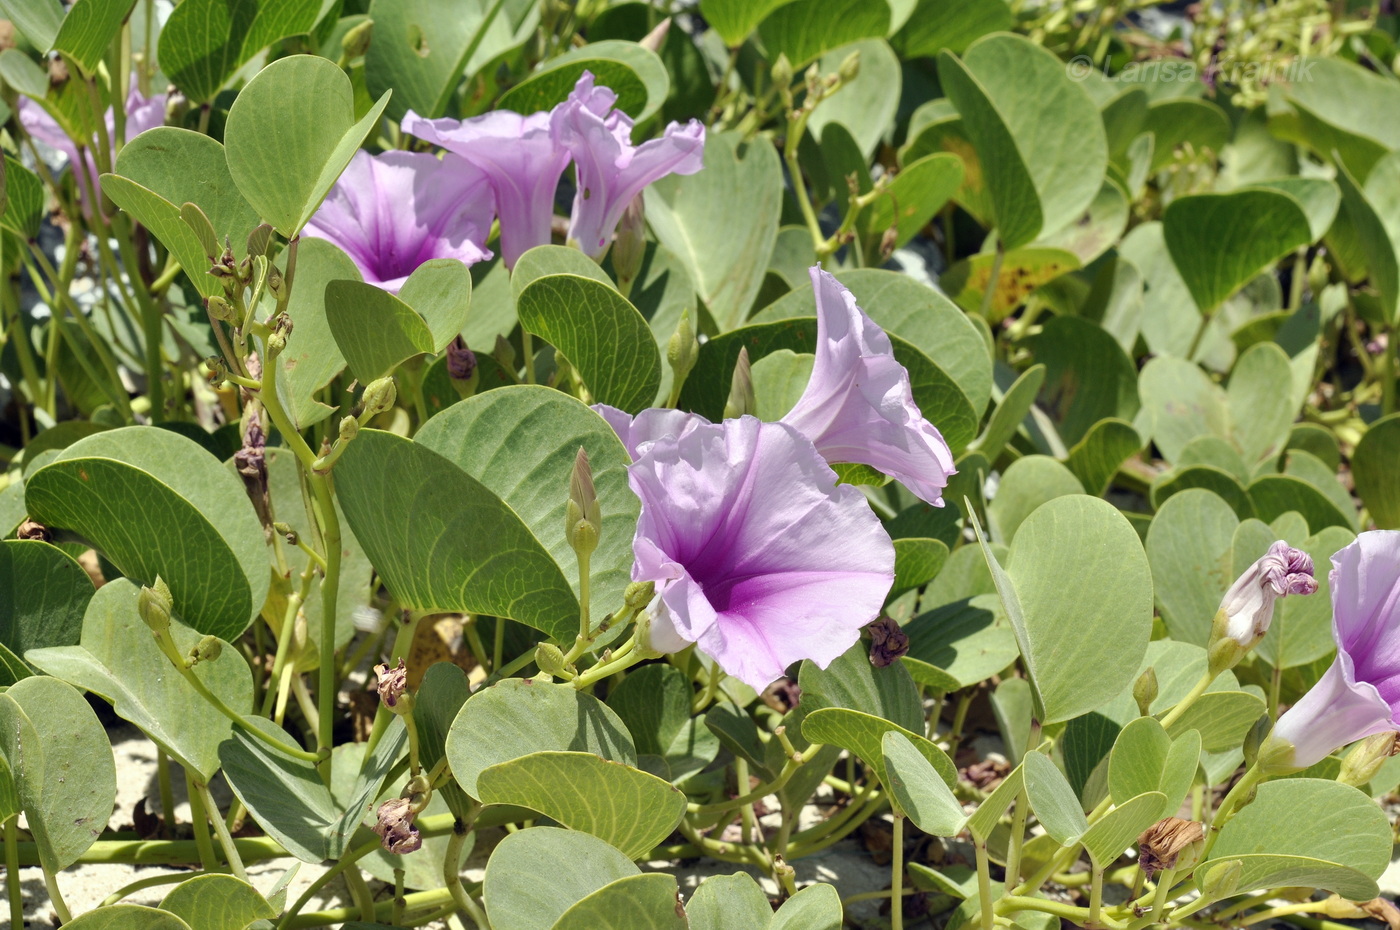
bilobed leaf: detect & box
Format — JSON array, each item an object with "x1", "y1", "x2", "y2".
[
  {"x1": 159, "y1": 0, "x2": 322, "y2": 102},
  {"x1": 325, "y1": 280, "x2": 435, "y2": 383},
  {"x1": 334, "y1": 429, "x2": 579, "y2": 640},
  {"x1": 0, "y1": 676, "x2": 116, "y2": 872},
  {"x1": 224, "y1": 55, "x2": 391, "y2": 237},
  {"x1": 1136, "y1": 357, "x2": 1231, "y2": 465},
  {"x1": 1277, "y1": 56, "x2": 1400, "y2": 182},
  {"x1": 608, "y1": 664, "x2": 719, "y2": 783},
  {"x1": 769, "y1": 880, "x2": 842, "y2": 930},
  {"x1": 27, "y1": 580, "x2": 251, "y2": 781},
  {"x1": 757, "y1": 0, "x2": 889, "y2": 67},
  {"x1": 1163, "y1": 689, "x2": 1265, "y2": 753},
  {"x1": 516, "y1": 274, "x2": 662, "y2": 414},
  {"x1": 484, "y1": 828, "x2": 641, "y2": 930},
  {"x1": 274, "y1": 237, "x2": 359, "y2": 429},
  {"x1": 1031, "y1": 315, "x2": 1139, "y2": 446},
  {"x1": 24, "y1": 427, "x2": 270, "y2": 641},
  {"x1": 891, "y1": 538, "x2": 948, "y2": 597},
  {"x1": 1067, "y1": 419, "x2": 1142, "y2": 497},
  {"x1": 646, "y1": 132, "x2": 782, "y2": 331},
  {"x1": 159, "y1": 874, "x2": 275, "y2": 930},
  {"x1": 801, "y1": 707, "x2": 957, "y2": 791},
  {"x1": 987, "y1": 455, "x2": 1085, "y2": 546},
  {"x1": 500, "y1": 41, "x2": 668, "y2": 121},
  {"x1": 446, "y1": 678, "x2": 636, "y2": 798},
  {"x1": 551, "y1": 873, "x2": 687, "y2": 930},
  {"x1": 62, "y1": 907, "x2": 192, "y2": 930},
  {"x1": 52, "y1": 0, "x2": 136, "y2": 74},
  {"x1": 1354, "y1": 413, "x2": 1400, "y2": 529},
  {"x1": 102, "y1": 128, "x2": 262, "y2": 301},
  {"x1": 476, "y1": 751, "x2": 686, "y2": 860}
]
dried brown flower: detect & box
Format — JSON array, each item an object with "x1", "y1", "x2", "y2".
[
  {"x1": 868, "y1": 616, "x2": 909, "y2": 668},
  {"x1": 1137, "y1": 817, "x2": 1205, "y2": 877}
]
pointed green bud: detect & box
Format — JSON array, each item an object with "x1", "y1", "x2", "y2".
[
  {"x1": 1200, "y1": 859, "x2": 1242, "y2": 899},
  {"x1": 341, "y1": 18, "x2": 373, "y2": 58},
  {"x1": 566, "y1": 447, "x2": 602, "y2": 557},
  {"x1": 837, "y1": 49, "x2": 861, "y2": 84},
  {"x1": 1133, "y1": 666, "x2": 1158, "y2": 717},
  {"x1": 361, "y1": 377, "x2": 397, "y2": 418},
  {"x1": 772, "y1": 54, "x2": 794, "y2": 94},
  {"x1": 724, "y1": 346, "x2": 755, "y2": 420},
  {"x1": 1242, "y1": 712, "x2": 1270, "y2": 769},
  {"x1": 206, "y1": 295, "x2": 237, "y2": 324},
  {"x1": 338, "y1": 415, "x2": 360, "y2": 443},
  {"x1": 138, "y1": 578, "x2": 173, "y2": 632},
  {"x1": 535, "y1": 642, "x2": 569, "y2": 678},
  {"x1": 1339, "y1": 731, "x2": 1399, "y2": 787},
  {"x1": 666, "y1": 309, "x2": 699, "y2": 388},
  {"x1": 187, "y1": 634, "x2": 223, "y2": 666},
  {"x1": 267, "y1": 263, "x2": 286, "y2": 302},
  {"x1": 612, "y1": 195, "x2": 646, "y2": 287},
  {"x1": 624, "y1": 580, "x2": 656, "y2": 610},
  {"x1": 494, "y1": 334, "x2": 516, "y2": 372}
]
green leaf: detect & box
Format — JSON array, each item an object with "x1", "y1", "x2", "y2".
[
  {"x1": 224, "y1": 55, "x2": 390, "y2": 237},
  {"x1": 941, "y1": 247, "x2": 1080, "y2": 320},
  {"x1": 447, "y1": 678, "x2": 636, "y2": 798},
  {"x1": 24, "y1": 427, "x2": 270, "y2": 641},
  {"x1": 1247, "y1": 475, "x2": 1352, "y2": 535},
  {"x1": 1, "y1": 156, "x2": 44, "y2": 239},
  {"x1": 1030, "y1": 316, "x2": 1139, "y2": 446},
  {"x1": 1108, "y1": 717, "x2": 1199, "y2": 821},
  {"x1": 698, "y1": 0, "x2": 789, "y2": 47},
  {"x1": 963, "y1": 763, "x2": 1023, "y2": 841},
  {"x1": 483, "y1": 827, "x2": 640, "y2": 930},
  {"x1": 1152, "y1": 466, "x2": 1254, "y2": 522},
  {"x1": 1163, "y1": 689, "x2": 1265, "y2": 753},
  {"x1": 63, "y1": 907, "x2": 192, "y2": 930},
  {"x1": 1226, "y1": 342, "x2": 1296, "y2": 465},
  {"x1": 27, "y1": 580, "x2": 252, "y2": 781},
  {"x1": 1036, "y1": 180, "x2": 1129, "y2": 266},
  {"x1": 551, "y1": 873, "x2": 687, "y2": 930},
  {"x1": 806, "y1": 39, "x2": 902, "y2": 160},
  {"x1": 607, "y1": 665, "x2": 719, "y2": 784},
  {"x1": 973, "y1": 364, "x2": 1045, "y2": 463},
  {"x1": 51, "y1": 0, "x2": 136, "y2": 75},
  {"x1": 324, "y1": 280, "x2": 435, "y2": 382},
  {"x1": 0, "y1": 0, "x2": 63, "y2": 50},
  {"x1": 882, "y1": 730, "x2": 965, "y2": 835},
  {"x1": 769, "y1": 880, "x2": 842, "y2": 930},
  {"x1": 408, "y1": 662, "x2": 475, "y2": 820},
  {"x1": 973, "y1": 496, "x2": 1154, "y2": 725},
  {"x1": 476, "y1": 751, "x2": 685, "y2": 860},
  {"x1": 335, "y1": 429, "x2": 578, "y2": 639},
  {"x1": 515, "y1": 274, "x2": 662, "y2": 413},
  {"x1": 1205, "y1": 779, "x2": 1392, "y2": 900},
  {"x1": 687, "y1": 873, "x2": 774, "y2": 930},
  {"x1": 1067, "y1": 419, "x2": 1142, "y2": 497},
  {"x1": 513, "y1": 245, "x2": 616, "y2": 296},
  {"x1": 987, "y1": 455, "x2": 1085, "y2": 545},
  {"x1": 1136, "y1": 357, "x2": 1230, "y2": 465},
  {"x1": 703, "y1": 703, "x2": 776, "y2": 781},
  {"x1": 159, "y1": 874, "x2": 276, "y2": 930},
  {"x1": 756, "y1": 0, "x2": 889, "y2": 67},
  {"x1": 366, "y1": 0, "x2": 514, "y2": 121},
  {"x1": 0, "y1": 676, "x2": 116, "y2": 872},
  {"x1": 799, "y1": 640, "x2": 923, "y2": 731},
  {"x1": 1163, "y1": 190, "x2": 1313, "y2": 312},
  {"x1": 1276, "y1": 56, "x2": 1400, "y2": 182},
  {"x1": 1248, "y1": 178, "x2": 1341, "y2": 243},
  {"x1": 801, "y1": 707, "x2": 957, "y2": 791},
  {"x1": 645, "y1": 131, "x2": 782, "y2": 331},
  {"x1": 1079, "y1": 791, "x2": 1166, "y2": 867},
  {"x1": 905, "y1": 596, "x2": 1018, "y2": 690},
  {"x1": 221, "y1": 716, "x2": 405, "y2": 863},
  {"x1": 889, "y1": 0, "x2": 1011, "y2": 58},
  {"x1": 415, "y1": 386, "x2": 638, "y2": 626},
  {"x1": 938, "y1": 34, "x2": 1107, "y2": 248},
  {"x1": 1354, "y1": 413, "x2": 1400, "y2": 529},
  {"x1": 500, "y1": 41, "x2": 669, "y2": 122},
  {"x1": 1146, "y1": 489, "x2": 1239, "y2": 646},
  {"x1": 102, "y1": 128, "x2": 262, "y2": 301},
  {"x1": 1337, "y1": 155, "x2": 1400, "y2": 326},
  {"x1": 159, "y1": 0, "x2": 322, "y2": 102},
  {"x1": 0, "y1": 539, "x2": 91, "y2": 660},
  {"x1": 274, "y1": 237, "x2": 358, "y2": 429},
  {"x1": 891, "y1": 538, "x2": 948, "y2": 598},
  {"x1": 1023, "y1": 752, "x2": 1087, "y2": 845}
]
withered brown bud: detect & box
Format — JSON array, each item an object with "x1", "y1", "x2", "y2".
[
  {"x1": 446, "y1": 336, "x2": 477, "y2": 381},
  {"x1": 16, "y1": 519, "x2": 50, "y2": 542},
  {"x1": 371, "y1": 796, "x2": 422, "y2": 854},
  {"x1": 1137, "y1": 817, "x2": 1205, "y2": 877},
  {"x1": 374, "y1": 658, "x2": 412, "y2": 713},
  {"x1": 0, "y1": 21, "x2": 16, "y2": 53},
  {"x1": 235, "y1": 419, "x2": 271, "y2": 528},
  {"x1": 47, "y1": 56, "x2": 69, "y2": 87},
  {"x1": 867, "y1": 616, "x2": 909, "y2": 668}
]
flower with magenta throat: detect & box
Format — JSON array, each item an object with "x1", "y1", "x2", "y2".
[
  {"x1": 1260, "y1": 531, "x2": 1400, "y2": 772},
  {"x1": 552, "y1": 73, "x2": 705, "y2": 259},
  {"x1": 622, "y1": 414, "x2": 895, "y2": 691},
  {"x1": 302, "y1": 150, "x2": 493, "y2": 293}
]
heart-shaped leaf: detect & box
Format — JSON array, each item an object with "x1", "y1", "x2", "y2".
[
  {"x1": 499, "y1": 40, "x2": 668, "y2": 121},
  {"x1": 484, "y1": 827, "x2": 641, "y2": 930},
  {"x1": 687, "y1": 873, "x2": 774, "y2": 930},
  {"x1": 158, "y1": 874, "x2": 276, "y2": 930},
  {"x1": 1023, "y1": 751, "x2": 1088, "y2": 845},
  {"x1": 53, "y1": 0, "x2": 137, "y2": 75},
  {"x1": 159, "y1": 0, "x2": 322, "y2": 102}
]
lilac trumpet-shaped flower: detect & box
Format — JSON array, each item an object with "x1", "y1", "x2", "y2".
[
  {"x1": 1261, "y1": 531, "x2": 1400, "y2": 772},
  {"x1": 552, "y1": 73, "x2": 705, "y2": 259},
  {"x1": 20, "y1": 80, "x2": 167, "y2": 217},
  {"x1": 625, "y1": 415, "x2": 895, "y2": 691},
  {"x1": 303, "y1": 150, "x2": 493, "y2": 293},
  {"x1": 1216, "y1": 541, "x2": 1317, "y2": 648},
  {"x1": 403, "y1": 106, "x2": 572, "y2": 270},
  {"x1": 780, "y1": 268, "x2": 956, "y2": 506}
]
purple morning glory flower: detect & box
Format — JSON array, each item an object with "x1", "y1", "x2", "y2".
[
  {"x1": 552, "y1": 73, "x2": 705, "y2": 259},
  {"x1": 1263, "y1": 531, "x2": 1400, "y2": 771},
  {"x1": 1217, "y1": 540, "x2": 1317, "y2": 648},
  {"x1": 625, "y1": 414, "x2": 895, "y2": 691},
  {"x1": 20, "y1": 80, "x2": 167, "y2": 217},
  {"x1": 402, "y1": 106, "x2": 572, "y2": 270},
  {"x1": 780, "y1": 269, "x2": 956, "y2": 507},
  {"x1": 302, "y1": 150, "x2": 493, "y2": 293}
]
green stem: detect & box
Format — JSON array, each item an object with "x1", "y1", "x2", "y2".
[
  {"x1": 102, "y1": 871, "x2": 205, "y2": 907},
  {"x1": 890, "y1": 814, "x2": 905, "y2": 930},
  {"x1": 973, "y1": 838, "x2": 996, "y2": 930},
  {"x1": 185, "y1": 769, "x2": 218, "y2": 871},
  {"x1": 445, "y1": 823, "x2": 491, "y2": 928},
  {"x1": 1203, "y1": 764, "x2": 1266, "y2": 858},
  {"x1": 5, "y1": 817, "x2": 22, "y2": 929},
  {"x1": 42, "y1": 866, "x2": 73, "y2": 925},
  {"x1": 1147, "y1": 867, "x2": 1177, "y2": 924},
  {"x1": 286, "y1": 887, "x2": 458, "y2": 929},
  {"x1": 999, "y1": 895, "x2": 1125, "y2": 930},
  {"x1": 978, "y1": 242, "x2": 1005, "y2": 320},
  {"x1": 1268, "y1": 663, "x2": 1283, "y2": 720},
  {"x1": 261, "y1": 565, "x2": 315, "y2": 717},
  {"x1": 571, "y1": 635, "x2": 642, "y2": 689},
  {"x1": 784, "y1": 132, "x2": 826, "y2": 261},
  {"x1": 1382, "y1": 325, "x2": 1397, "y2": 417},
  {"x1": 735, "y1": 757, "x2": 757, "y2": 844},
  {"x1": 277, "y1": 837, "x2": 382, "y2": 929},
  {"x1": 194, "y1": 778, "x2": 247, "y2": 881},
  {"x1": 109, "y1": 213, "x2": 169, "y2": 422},
  {"x1": 1002, "y1": 719, "x2": 1041, "y2": 889},
  {"x1": 310, "y1": 472, "x2": 342, "y2": 765},
  {"x1": 1089, "y1": 862, "x2": 1104, "y2": 926},
  {"x1": 1158, "y1": 670, "x2": 1215, "y2": 729},
  {"x1": 344, "y1": 865, "x2": 377, "y2": 923},
  {"x1": 156, "y1": 748, "x2": 178, "y2": 838},
  {"x1": 522, "y1": 329, "x2": 536, "y2": 385}
]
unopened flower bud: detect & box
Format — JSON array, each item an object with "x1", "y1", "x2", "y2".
[
  {"x1": 138, "y1": 578, "x2": 173, "y2": 632},
  {"x1": 867, "y1": 616, "x2": 909, "y2": 668},
  {"x1": 1319, "y1": 896, "x2": 1370, "y2": 920},
  {"x1": 361, "y1": 377, "x2": 397, "y2": 418},
  {"x1": 1137, "y1": 818, "x2": 1205, "y2": 878},
  {"x1": 206, "y1": 295, "x2": 237, "y2": 323},
  {"x1": 1256, "y1": 729, "x2": 1304, "y2": 775},
  {"x1": 186, "y1": 634, "x2": 222, "y2": 666},
  {"x1": 772, "y1": 54, "x2": 794, "y2": 93},
  {"x1": 1242, "y1": 712, "x2": 1270, "y2": 769},
  {"x1": 1133, "y1": 667, "x2": 1159, "y2": 717},
  {"x1": 837, "y1": 49, "x2": 861, "y2": 84},
  {"x1": 638, "y1": 16, "x2": 669, "y2": 53},
  {"x1": 272, "y1": 522, "x2": 297, "y2": 544},
  {"x1": 338, "y1": 415, "x2": 360, "y2": 443},
  {"x1": 667, "y1": 309, "x2": 699, "y2": 387},
  {"x1": 374, "y1": 658, "x2": 413, "y2": 714},
  {"x1": 266, "y1": 263, "x2": 285, "y2": 302},
  {"x1": 372, "y1": 796, "x2": 422, "y2": 854},
  {"x1": 566, "y1": 447, "x2": 602, "y2": 557},
  {"x1": 612, "y1": 195, "x2": 646, "y2": 286},
  {"x1": 724, "y1": 346, "x2": 755, "y2": 420},
  {"x1": 1338, "y1": 731, "x2": 1400, "y2": 787},
  {"x1": 446, "y1": 336, "x2": 477, "y2": 381},
  {"x1": 494, "y1": 334, "x2": 516, "y2": 372},
  {"x1": 341, "y1": 18, "x2": 373, "y2": 59},
  {"x1": 1199, "y1": 859, "x2": 1242, "y2": 899},
  {"x1": 535, "y1": 642, "x2": 569, "y2": 677},
  {"x1": 1209, "y1": 541, "x2": 1317, "y2": 671},
  {"x1": 624, "y1": 580, "x2": 656, "y2": 610}
]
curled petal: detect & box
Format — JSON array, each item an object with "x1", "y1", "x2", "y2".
[
  {"x1": 781, "y1": 268, "x2": 955, "y2": 506},
  {"x1": 592, "y1": 403, "x2": 708, "y2": 460},
  {"x1": 627, "y1": 416, "x2": 894, "y2": 691}
]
